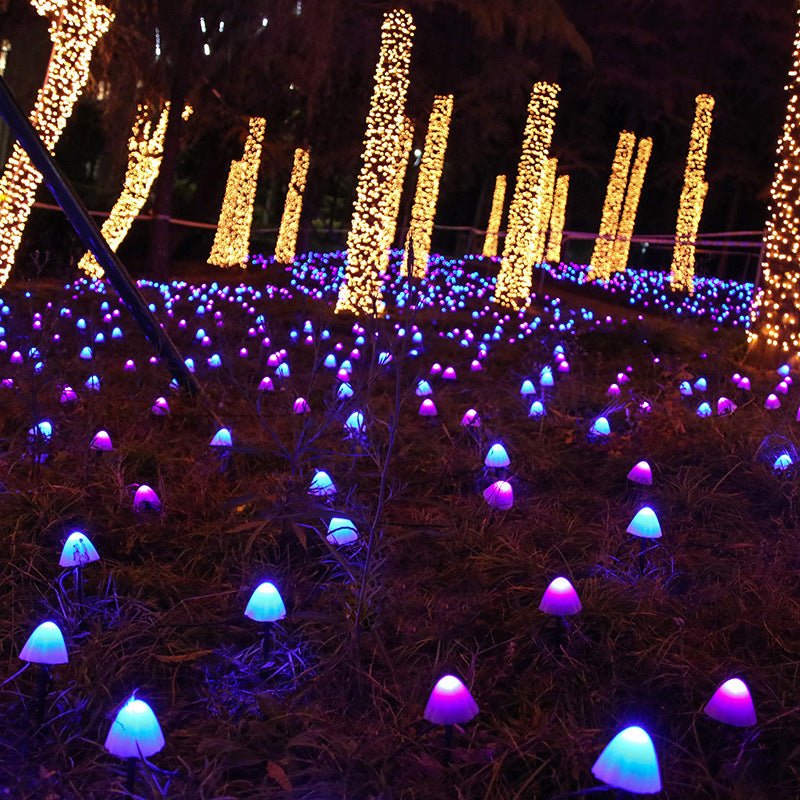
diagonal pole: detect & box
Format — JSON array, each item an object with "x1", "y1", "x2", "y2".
[{"x1": 0, "y1": 74, "x2": 200, "y2": 395}]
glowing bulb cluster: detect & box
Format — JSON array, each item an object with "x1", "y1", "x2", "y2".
[
  {"x1": 531, "y1": 157, "x2": 558, "y2": 265},
  {"x1": 0, "y1": 0, "x2": 114, "y2": 287},
  {"x1": 494, "y1": 81, "x2": 560, "y2": 309},
  {"x1": 750, "y1": 7, "x2": 800, "y2": 355},
  {"x1": 588, "y1": 131, "x2": 636, "y2": 282},
  {"x1": 610, "y1": 136, "x2": 653, "y2": 273},
  {"x1": 208, "y1": 116, "x2": 266, "y2": 269},
  {"x1": 671, "y1": 94, "x2": 714, "y2": 294},
  {"x1": 79, "y1": 103, "x2": 183, "y2": 278},
  {"x1": 275, "y1": 147, "x2": 311, "y2": 264},
  {"x1": 482, "y1": 174, "x2": 507, "y2": 258},
  {"x1": 337, "y1": 9, "x2": 415, "y2": 315},
  {"x1": 545, "y1": 173, "x2": 570, "y2": 263},
  {"x1": 402, "y1": 94, "x2": 454, "y2": 278},
  {"x1": 383, "y1": 116, "x2": 414, "y2": 254}
]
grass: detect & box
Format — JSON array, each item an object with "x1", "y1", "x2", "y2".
[{"x1": 0, "y1": 271, "x2": 799, "y2": 799}]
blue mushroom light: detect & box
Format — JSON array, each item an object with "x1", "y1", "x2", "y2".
[{"x1": 591, "y1": 725, "x2": 662, "y2": 794}]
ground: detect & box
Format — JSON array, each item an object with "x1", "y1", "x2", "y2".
[{"x1": 0, "y1": 261, "x2": 798, "y2": 799}]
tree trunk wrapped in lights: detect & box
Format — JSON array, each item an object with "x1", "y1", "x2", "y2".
[
  {"x1": 588, "y1": 131, "x2": 636, "y2": 282},
  {"x1": 482, "y1": 175, "x2": 507, "y2": 258},
  {"x1": 208, "y1": 116, "x2": 266, "y2": 269},
  {"x1": 402, "y1": 94, "x2": 454, "y2": 278},
  {"x1": 78, "y1": 104, "x2": 188, "y2": 279},
  {"x1": 494, "y1": 81, "x2": 560, "y2": 309},
  {"x1": 275, "y1": 147, "x2": 311, "y2": 265},
  {"x1": 531, "y1": 157, "x2": 558, "y2": 266},
  {"x1": 0, "y1": 0, "x2": 114, "y2": 286},
  {"x1": 337, "y1": 9, "x2": 415, "y2": 315},
  {"x1": 383, "y1": 116, "x2": 414, "y2": 254},
  {"x1": 546, "y1": 174, "x2": 570, "y2": 263},
  {"x1": 670, "y1": 94, "x2": 714, "y2": 294},
  {"x1": 610, "y1": 136, "x2": 653, "y2": 273}
]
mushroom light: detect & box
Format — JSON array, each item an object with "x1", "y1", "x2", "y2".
[
  {"x1": 104, "y1": 696, "x2": 165, "y2": 792},
  {"x1": 539, "y1": 577, "x2": 581, "y2": 616},
  {"x1": 483, "y1": 480, "x2": 513, "y2": 510},
  {"x1": 423, "y1": 674, "x2": 479, "y2": 765},
  {"x1": 627, "y1": 507, "x2": 662, "y2": 539},
  {"x1": 703, "y1": 678, "x2": 757, "y2": 727},
  {"x1": 484, "y1": 443, "x2": 510, "y2": 469},
  {"x1": 326, "y1": 517, "x2": 359, "y2": 546},
  {"x1": 60, "y1": 530, "x2": 100, "y2": 606},
  {"x1": 244, "y1": 581, "x2": 287, "y2": 657},
  {"x1": 20, "y1": 621, "x2": 68, "y2": 725},
  {"x1": 591, "y1": 725, "x2": 662, "y2": 794},
  {"x1": 627, "y1": 461, "x2": 653, "y2": 486}
]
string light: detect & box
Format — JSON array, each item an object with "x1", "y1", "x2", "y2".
[
  {"x1": 402, "y1": 94, "x2": 454, "y2": 278},
  {"x1": 208, "y1": 116, "x2": 266, "y2": 269},
  {"x1": 670, "y1": 94, "x2": 714, "y2": 294},
  {"x1": 78, "y1": 104, "x2": 183, "y2": 279},
  {"x1": 752, "y1": 10, "x2": 800, "y2": 355},
  {"x1": 0, "y1": 0, "x2": 114, "y2": 287},
  {"x1": 494, "y1": 81, "x2": 560, "y2": 309},
  {"x1": 610, "y1": 136, "x2": 653, "y2": 274},
  {"x1": 337, "y1": 9, "x2": 414, "y2": 315},
  {"x1": 384, "y1": 116, "x2": 414, "y2": 254},
  {"x1": 482, "y1": 175, "x2": 507, "y2": 258},
  {"x1": 531, "y1": 157, "x2": 558, "y2": 265},
  {"x1": 546, "y1": 174, "x2": 570, "y2": 263},
  {"x1": 588, "y1": 131, "x2": 636, "y2": 282},
  {"x1": 275, "y1": 147, "x2": 310, "y2": 264}
]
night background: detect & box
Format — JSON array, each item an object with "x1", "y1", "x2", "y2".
[{"x1": 2, "y1": 1, "x2": 800, "y2": 799}]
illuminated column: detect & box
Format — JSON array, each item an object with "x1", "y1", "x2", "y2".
[
  {"x1": 588, "y1": 131, "x2": 636, "y2": 282},
  {"x1": 531, "y1": 157, "x2": 558, "y2": 265},
  {"x1": 494, "y1": 81, "x2": 560, "y2": 309},
  {"x1": 546, "y1": 174, "x2": 570, "y2": 263},
  {"x1": 482, "y1": 175, "x2": 507, "y2": 258},
  {"x1": 208, "y1": 116, "x2": 266, "y2": 268},
  {"x1": 670, "y1": 94, "x2": 714, "y2": 293},
  {"x1": 610, "y1": 136, "x2": 653, "y2": 273},
  {"x1": 78, "y1": 104, "x2": 188, "y2": 279},
  {"x1": 275, "y1": 147, "x2": 311, "y2": 264},
  {"x1": 337, "y1": 9, "x2": 415, "y2": 315},
  {"x1": 384, "y1": 116, "x2": 414, "y2": 253},
  {"x1": 0, "y1": 0, "x2": 114, "y2": 286},
  {"x1": 402, "y1": 94, "x2": 454, "y2": 278}
]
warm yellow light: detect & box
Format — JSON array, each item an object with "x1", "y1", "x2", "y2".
[
  {"x1": 482, "y1": 174, "x2": 507, "y2": 258},
  {"x1": 545, "y1": 173, "x2": 570, "y2": 263},
  {"x1": 670, "y1": 94, "x2": 714, "y2": 293},
  {"x1": 275, "y1": 147, "x2": 310, "y2": 264},
  {"x1": 208, "y1": 116, "x2": 266, "y2": 269},
  {"x1": 610, "y1": 136, "x2": 652, "y2": 273},
  {"x1": 402, "y1": 94, "x2": 454, "y2": 278},
  {"x1": 0, "y1": 0, "x2": 113, "y2": 286},
  {"x1": 588, "y1": 131, "x2": 636, "y2": 282},
  {"x1": 78, "y1": 103, "x2": 183, "y2": 279},
  {"x1": 494, "y1": 81, "x2": 560, "y2": 309},
  {"x1": 751, "y1": 11, "x2": 800, "y2": 353},
  {"x1": 383, "y1": 116, "x2": 414, "y2": 254},
  {"x1": 531, "y1": 157, "x2": 558, "y2": 265},
  {"x1": 337, "y1": 9, "x2": 414, "y2": 315}
]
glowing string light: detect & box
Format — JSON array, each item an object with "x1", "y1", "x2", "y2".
[
  {"x1": 546, "y1": 174, "x2": 570, "y2": 263},
  {"x1": 208, "y1": 116, "x2": 266, "y2": 269},
  {"x1": 402, "y1": 94, "x2": 454, "y2": 278},
  {"x1": 610, "y1": 136, "x2": 653, "y2": 273},
  {"x1": 337, "y1": 9, "x2": 415, "y2": 315},
  {"x1": 531, "y1": 157, "x2": 558, "y2": 265},
  {"x1": 383, "y1": 116, "x2": 414, "y2": 254},
  {"x1": 494, "y1": 81, "x2": 560, "y2": 309},
  {"x1": 275, "y1": 147, "x2": 310, "y2": 264},
  {"x1": 751, "y1": 9, "x2": 800, "y2": 356},
  {"x1": 588, "y1": 131, "x2": 636, "y2": 282},
  {"x1": 670, "y1": 94, "x2": 714, "y2": 294},
  {"x1": 482, "y1": 175, "x2": 507, "y2": 258},
  {"x1": 78, "y1": 104, "x2": 188, "y2": 279},
  {"x1": 0, "y1": 0, "x2": 114, "y2": 286}
]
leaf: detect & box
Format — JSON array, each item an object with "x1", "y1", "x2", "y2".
[{"x1": 267, "y1": 761, "x2": 292, "y2": 791}]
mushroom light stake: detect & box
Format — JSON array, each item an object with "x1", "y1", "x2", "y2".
[
  {"x1": 627, "y1": 506, "x2": 662, "y2": 575},
  {"x1": 104, "y1": 696, "x2": 165, "y2": 793},
  {"x1": 244, "y1": 581, "x2": 287, "y2": 658},
  {"x1": 423, "y1": 675, "x2": 479, "y2": 766},
  {"x1": 60, "y1": 530, "x2": 100, "y2": 607},
  {"x1": 539, "y1": 577, "x2": 581, "y2": 646},
  {"x1": 19, "y1": 621, "x2": 68, "y2": 726}
]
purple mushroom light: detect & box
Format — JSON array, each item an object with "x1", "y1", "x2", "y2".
[
  {"x1": 133, "y1": 485, "x2": 162, "y2": 513},
  {"x1": 703, "y1": 678, "x2": 756, "y2": 727},
  {"x1": 423, "y1": 674, "x2": 479, "y2": 766},
  {"x1": 540, "y1": 577, "x2": 582, "y2": 645}
]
